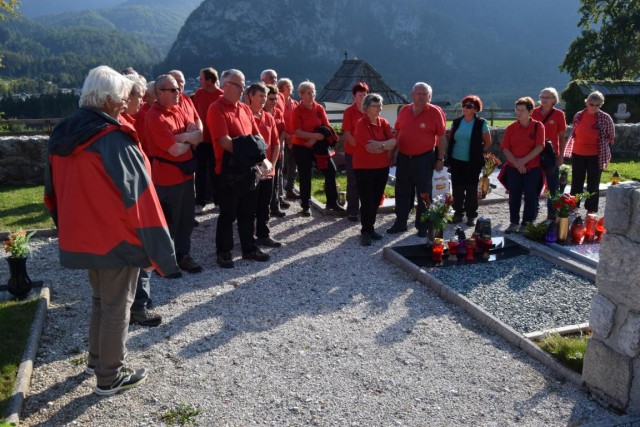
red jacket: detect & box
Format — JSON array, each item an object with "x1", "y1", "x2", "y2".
[{"x1": 44, "y1": 107, "x2": 179, "y2": 276}]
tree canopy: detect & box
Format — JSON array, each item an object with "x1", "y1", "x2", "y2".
[
  {"x1": 0, "y1": 0, "x2": 19, "y2": 22},
  {"x1": 560, "y1": 0, "x2": 640, "y2": 80}
]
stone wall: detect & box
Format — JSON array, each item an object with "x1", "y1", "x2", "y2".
[
  {"x1": 583, "y1": 181, "x2": 640, "y2": 413},
  {"x1": 1, "y1": 123, "x2": 639, "y2": 185}
]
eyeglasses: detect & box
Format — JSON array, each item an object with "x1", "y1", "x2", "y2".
[
  {"x1": 159, "y1": 87, "x2": 180, "y2": 93},
  {"x1": 267, "y1": 98, "x2": 278, "y2": 102},
  {"x1": 120, "y1": 98, "x2": 130, "y2": 103},
  {"x1": 540, "y1": 95, "x2": 553, "y2": 99},
  {"x1": 462, "y1": 104, "x2": 476, "y2": 109},
  {"x1": 587, "y1": 102, "x2": 602, "y2": 108},
  {"x1": 227, "y1": 81, "x2": 245, "y2": 90}
]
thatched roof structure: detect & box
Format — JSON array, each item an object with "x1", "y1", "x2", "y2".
[{"x1": 318, "y1": 59, "x2": 408, "y2": 105}]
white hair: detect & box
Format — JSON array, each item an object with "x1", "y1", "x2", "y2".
[
  {"x1": 412, "y1": 82, "x2": 432, "y2": 96},
  {"x1": 79, "y1": 65, "x2": 132, "y2": 109},
  {"x1": 221, "y1": 69, "x2": 245, "y2": 83}
]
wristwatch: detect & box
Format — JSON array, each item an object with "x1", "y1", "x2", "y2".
[
  {"x1": 382, "y1": 143, "x2": 385, "y2": 149},
  {"x1": 437, "y1": 158, "x2": 444, "y2": 161}
]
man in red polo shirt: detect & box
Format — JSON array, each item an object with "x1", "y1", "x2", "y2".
[
  {"x1": 207, "y1": 69, "x2": 270, "y2": 269},
  {"x1": 192, "y1": 67, "x2": 224, "y2": 213},
  {"x1": 388, "y1": 82, "x2": 447, "y2": 237},
  {"x1": 145, "y1": 74, "x2": 203, "y2": 273}
]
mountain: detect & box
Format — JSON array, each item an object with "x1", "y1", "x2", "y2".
[
  {"x1": 32, "y1": 0, "x2": 202, "y2": 53},
  {"x1": 0, "y1": 16, "x2": 163, "y2": 86},
  {"x1": 158, "y1": 0, "x2": 581, "y2": 107},
  {"x1": 18, "y1": 0, "x2": 123, "y2": 18}
]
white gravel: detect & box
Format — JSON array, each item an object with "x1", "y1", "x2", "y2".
[{"x1": 10, "y1": 195, "x2": 624, "y2": 426}]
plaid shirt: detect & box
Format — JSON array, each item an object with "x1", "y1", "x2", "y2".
[{"x1": 564, "y1": 109, "x2": 615, "y2": 170}]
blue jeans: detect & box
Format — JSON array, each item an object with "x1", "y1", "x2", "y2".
[{"x1": 505, "y1": 166, "x2": 541, "y2": 225}]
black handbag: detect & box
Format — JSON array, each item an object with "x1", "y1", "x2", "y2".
[{"x1": 537, "y1": 110, "x2": 558, "y2": 174}]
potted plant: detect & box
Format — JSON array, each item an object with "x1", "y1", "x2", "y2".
[
  {"x1": 479, "y1": 152, "x2": 501, "y2": 199},
  {"x1": 546, "y1": 192, "x2": 589, "y2": 242},
  {"x1": 3, "y1": 229, "x2": 36, "y2": 297},
  {"x1": 420, "y1": 192, "x2": 454, "y2": 243}
]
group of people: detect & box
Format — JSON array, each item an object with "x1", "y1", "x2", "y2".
[{"x1": 43, "y1": 63, "x2": 616, "y2": 397}]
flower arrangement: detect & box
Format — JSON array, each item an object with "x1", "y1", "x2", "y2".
[
  {"x1": 481, "y1": 152, "x2": 502, "y2": 178},
  {"x1": 547, "y1": 192, "x2": 590, "y2": 218},
  {"x1": 3, "y1": 229, "x2": 36, "y2": 258},
  {"x1": 419, "y1": 192, "x2": 454, "y2": 231}
]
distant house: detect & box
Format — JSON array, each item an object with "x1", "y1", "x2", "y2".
[{"x1": 317, "y1": 59, "x2": 408, "y2": 127}]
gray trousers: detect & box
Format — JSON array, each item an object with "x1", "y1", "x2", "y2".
[{"x1": 88, "y1": 267, "x2": 139, "y2": 386}]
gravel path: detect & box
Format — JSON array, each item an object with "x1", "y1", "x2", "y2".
[{"x1": 12, "y1": 194, "x2": 622, "y2": 426}]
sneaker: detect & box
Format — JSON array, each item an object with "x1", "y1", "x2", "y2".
[
  {"x1": 360, "y1": 233, "x2": 372, "y2": 246},
  {"x1": 466, "y1": 217, "x2": 476, "y2": 227},
  {"x1": 130, "y1": 307, "x2": 162, "y2": 327},
  {"x1": 417, "y1": 229, "x2": 427, "y2": 238},
  {"x1": 517, "y1": 223, "x2": 530, "y2": 234},
  {"x1": 286, "y1": 191, "x2": 300, "y2": 200},
  {"x1": 505, "y1": 223, "x2": 519, "y2": 234},
  {"x1": 279, "y1": 200, "x2": 291, "y2": 209},
  {"x1": 177, "y1": 255, "x2": 203, "y2": 274},
  {"x1": 164, "y1": 270, "x2": 183, "y2": 279},
  {"x1": 270, "y1": 209, "x2": 286, "y2": 218},
  {"x1": 386, "y1": 224, "x2": 407, "y2": 234},
  {"x1": 85, "y1": 365, "x2": 95, "y2": 375},
  {"x1": 94, "y1": 367, "x2": 148, "y2": 396},
  {"x1": 242, "y1": 248, "x2": 270, "y2": 262},
  {"x1": 256, "y1": 237, "x2": 282, "y2": 248},
  {"x1": 216, "y1": 252, "x2": 234, "y2": 269},
  {"x1": 301, "y1": 208, "x2": 311, "y2": 217},
  {"x1": 348, "y1": 215, "x2": 359, "y2": 222},
  {"x1": 450, "y1": 213, "x2": 464, "y2": 224},
  {"x1": 370, "y1": 231, "x2": 383, "y2": 240},
  {"x1": 326, "y1": 204, "x2": 347, "y2": 216},
  {"x1": 194, "y1": 205, "x2": 204, "y2": 214}
]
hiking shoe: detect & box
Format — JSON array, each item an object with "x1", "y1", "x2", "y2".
[
  {"x1": 326, "y1": 204, "x2": 347, "y2": 216},
  {"x1": 386, "y1": 224, "x2": 407, "y2": 234},
  {"x1": 279, "y1": 199, "x2": 291, "y2": 209},
  {"x1": 177, "y1": 255, "x2": 203, "y2": 273},
  {"x1": 370, "y1": 231, "x2": 383, "y2": 240},
  {"x1": 505, "y1": 223, "x2": 519, "y2": 234},
  {"x1": 270, "y1": 209, "x2": 286, "y2": 218},
  {"x1": 450, "y1": 213, "x2": 464, "y2": 224},
  {"x1": 216, "y1": 252, "x2": 234, "y2": 269},
  {"x1": 85, "y1": 365, "x2": 95, "y2": 375},
  {"x1": 256, "y1": 237, "x2": 282, "y2": 248},
  {"x1": 348, "y1": 215, "x2": 359, "y2": 222},
  {"x1": 286, "y1": 191, "x2": 300, "y2": 200},
  {"x1": 94, "y1": 367, "x2": 148, "y2": 396},
  {"x1": 360, "y1": 233, "x2": 372, "y2": 246},
  {"x1": 517, "y1": 223, "x2": 530, "y2": 234},
  {"x1": 301, "y1": 208, "x2": 311, "y2": 217},
  {"x1": 242, "y1": 248, "x2": 270, "y2": 262},
  {"x1": 194, "y1": 205, "x2": 204, "y2": 214},
  {"x1": 466, "y1": 217, "x2": 477, "y2": 227},
  {"x1": 164, "y1": 270, "x2": 183, "y2": 279},
  {"x1": 130, "y1": 307, "x2": 162, "y2": 327}
]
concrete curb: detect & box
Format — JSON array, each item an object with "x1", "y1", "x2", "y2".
[
  {"x1": 383, "y1": 247, "x2": 583, "y2": 386},
  {"x1": 4, "y1": 284, "x2": 50, "y2": 424}
]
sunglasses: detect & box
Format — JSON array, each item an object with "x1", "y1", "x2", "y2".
[
  {"x1": 587, "y1": 102, "x2": 602, "y2": 108},
  {"x1": 159, "y1": 87, "x2": 180, "y2": 93},
  {"x1": 462, "y1": 103, "x2": 476, "y2": 109}
]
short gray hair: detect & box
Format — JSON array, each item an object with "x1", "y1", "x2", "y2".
[
  {"x1": 221, "y1": 69, "x2": 245, "y2": 84},
  {"x1": 260, "y1": 69, "x2": 277, "y2": 80},
  {"x1": 169, "y1": 69, "x2": 185, "y2": 82},
  {"x1": 154, "y1": 74, "x2": 177, "y2": 97},
  {"x1": 125, "y1": 73, "x2": 146, "y2": 97},
  {"x1": 363, "y1": 93, "x2": 383, "y2": 110},
  {"x1": 540, "y1": 87, "x2": 559, "y2": 104},
  {"x1": 277, "y1": 78, "x2": 293, "y2": 92},
  {"x1": 412, "y1": 82, "x2": 432, "y2": 96},
  {"x1": 298, "y1": 80, "x2": 315, "y2": 96},
  {"x1": 586, "y1": 91, "x2": 605, "y2": 105},
  {"x1": 79, "y1": 65, "x2": 132, "y2": 109}
]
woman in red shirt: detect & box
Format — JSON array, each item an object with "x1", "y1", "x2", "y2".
[
  {"x1": 353, "y1": 93, "x2": 396, "y2": 246},
  {"x1": 292, "y1": 80, "x2": 344, "y2": 217},
  {"x1": 500, "y1": 97, "x2": 545, "y2": 234},
  {"x1": 564, "y1": 91, "x2": 615, "y2": 213}
]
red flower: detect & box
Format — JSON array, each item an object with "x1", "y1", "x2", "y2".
[{"x1": 420, "y1": 192, "x2": 430, "y2": 202}]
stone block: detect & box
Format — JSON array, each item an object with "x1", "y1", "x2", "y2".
[
  {"x1": 589, "y1": 293, "x2": 617, "y2": 339},
  {"x1": 628, "y1": 359, "x2": 640, "y2": 414},
  {"x1": 618, "y1": 312, "x2": 640, "y2": 358},
  {"x1": 604, "y1": 182, "x2": 640, "y2": 237},
  {"x1": 583, "y1": 338, "x2": 632, "y2": 410},
  {"x1": 597, "y1": 235, "x2": 640, "y2": 306}
]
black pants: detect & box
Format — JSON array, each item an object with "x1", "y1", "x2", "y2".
[
  {"x1": 449, "y1": 157, "x2": 479, "y2": 219},
  {"x1": 283, "y1": 144, "x2": 297, "y2": 192},
  {"x1": 156, "y1": 178, "x2": 195, "y2": 256},
  {"x1": 256, "y1": 178, "x2": 274, "y2": 239},
  {"x1": 570, "y1": 154, "x2": 602, "y2": 212},
  {"x1": 394, "y1": 151, "x2": 435, "y2": 231},
  {"x1": 195, "y1": 142, "x2": 216, "y2": 206},
  {"x1": 215, "y1": 173, "x2": 259, "y2": 254},
  {"x1": 292, "y1": 144, "x2": 338, "y2": 209},
  {"x1": 269, "y1": 158, "x2": 283, "y2": 211},
  {"x1": 356, "y1": 167, "x2": 389, "y2": 234}
]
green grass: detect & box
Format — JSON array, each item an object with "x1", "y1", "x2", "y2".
[
  {"x1": 601, "y1": 157, "x2": 639, "y2": 183},
  {"x1": 310, "y1": 171, "x2": 394, "y2": 205},
  {"x1": 160, "y1": 403, "x2": 201, "y2": 426},
  {"x1": 0, "y1": 298, "x2": 39, "y2": 416},
  {"x1": 447, "y1": 119, "x2": 513, "y2": 127},
  {"x1": 0, "y1": 185, "x2": 53, "y2": 232},
  {"x1": 535, "y1": 333, "x2": 589, "y2": 374}
]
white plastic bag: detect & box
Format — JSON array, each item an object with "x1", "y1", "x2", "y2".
[{"x1": 432, "y1": 166, "x2": 451, "y2": 198}]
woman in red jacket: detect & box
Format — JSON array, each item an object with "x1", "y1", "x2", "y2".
[
  {"x1": 292, "y1": 80, "x2": 345, "y2": 217},
  {"x1": 353, "y1": 93, "x2": 396, "y2": 246}
]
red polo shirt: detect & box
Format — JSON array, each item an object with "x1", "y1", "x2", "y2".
[
  {"x1": 353, "y1": 116, "x2": 394, "y2": 169},
  {"x1": 145, "y1": 101, "x2": 196, "y2": 186},
  {"x1": 255, "y1": 111, "x2": 278, "y2": 176},
  {"x1": 500, "y1": 119, "x2": 545, "y2": 169},
  {"x1": 532, "y1": 106, "x2": 567, "y2": 155},
  {"x1": 192, "y1": 87, "x2": 223, "y2": 143},
  {"x1": 342, "y1": 103, "x2": 365, "y2": 155},
  {"x1": 207, "y1": 97, "x2": 260, "y2": 174},
  {"x1": 292, "y1": 101, "x2": 330, "y2": 146},
  {"x1": 394, "y1": 103, "x2": 446, "y2": 155}
]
